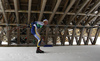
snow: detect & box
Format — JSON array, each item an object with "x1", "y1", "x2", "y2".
[
  {"x1": 0, "y1": 46, "x2": 100, "y2": 61},
  {"x1": 96, "y1": 37, "x2": 100, "y2": 45}
]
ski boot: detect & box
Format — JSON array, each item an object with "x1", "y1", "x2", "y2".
[{"x1": 36, "y1": 47, "x2": 44, "y2": 53}]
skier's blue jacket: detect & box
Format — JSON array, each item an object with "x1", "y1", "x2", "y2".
[{"x1": 31, "y1": 21, "x2": 44, "y2": 35}]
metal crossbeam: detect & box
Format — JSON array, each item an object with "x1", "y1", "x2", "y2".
[
  {"x1": 92, "y1": 17, "x2": 100, "y2": 25},
  {"x1": 57, "y1": 0, "x2": 75, "y2": 24},
  {"x1": 1, "y1": 10, "x2": 100, "y2": 16},
  {"x1": 66, "y1": 0, "x2": 89, "y2": 25},
  {"x1": 28, "y1": 0, "x2": 32, "y2": 24},
  {"x1": 76, "y1": 0, "x2": 100, "y2": 25},
  {"x1": 48, "y1": 0, "x2": 61, "y2": 24},
  {"x1": 70, "y1": 27, "x2": 76, "y2": 45},
  {"x1": 0, "y1": 0, "x2": 8, "y2": 23},
  {"x1": 92, "y1": 27, "x2": 100, "y2": 45},
  {"x1": 85, "y1": 12, "x2": 100, "y2": 25},
  {"x1": 14, "y1": 0, "x2": 19, "y2": 24},
  {"x1": 86, "y1": 28, "x2": 92, "y2": 45},
  {"x1": 38, "y1": 0, "x2": 47, "y2": 21}
]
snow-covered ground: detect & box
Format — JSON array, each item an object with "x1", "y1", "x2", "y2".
[
  {"x1": 96, "y1": 37, "x2": 100, "y2": 45},
  {"x1": 0, "y1": 45, "x2": 100, "y2": 61}
]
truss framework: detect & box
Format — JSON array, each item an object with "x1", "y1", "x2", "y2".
[{"x1": 0, "y1": 0, "x2": 100, "y2": 46}]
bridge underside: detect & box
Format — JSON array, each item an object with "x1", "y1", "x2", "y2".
[{"x1": 0, "y1": 0, "x2": 100, "y2": 46}]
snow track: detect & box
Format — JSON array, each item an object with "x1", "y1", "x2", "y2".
[{"x1": 0, "y1": 46, "x2": 100, "y2": 61}]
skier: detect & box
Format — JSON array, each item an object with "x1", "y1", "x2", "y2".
[{"x1": 31, "y1": 19, "x2": 48, "y2": 53}]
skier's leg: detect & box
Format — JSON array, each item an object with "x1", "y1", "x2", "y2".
[
  {"x1": 34, "y1": 26, "x2": 44, "y2": 53},
  {"x1": 34, "y1": 34, "x2": 41, "y2": 47}
]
